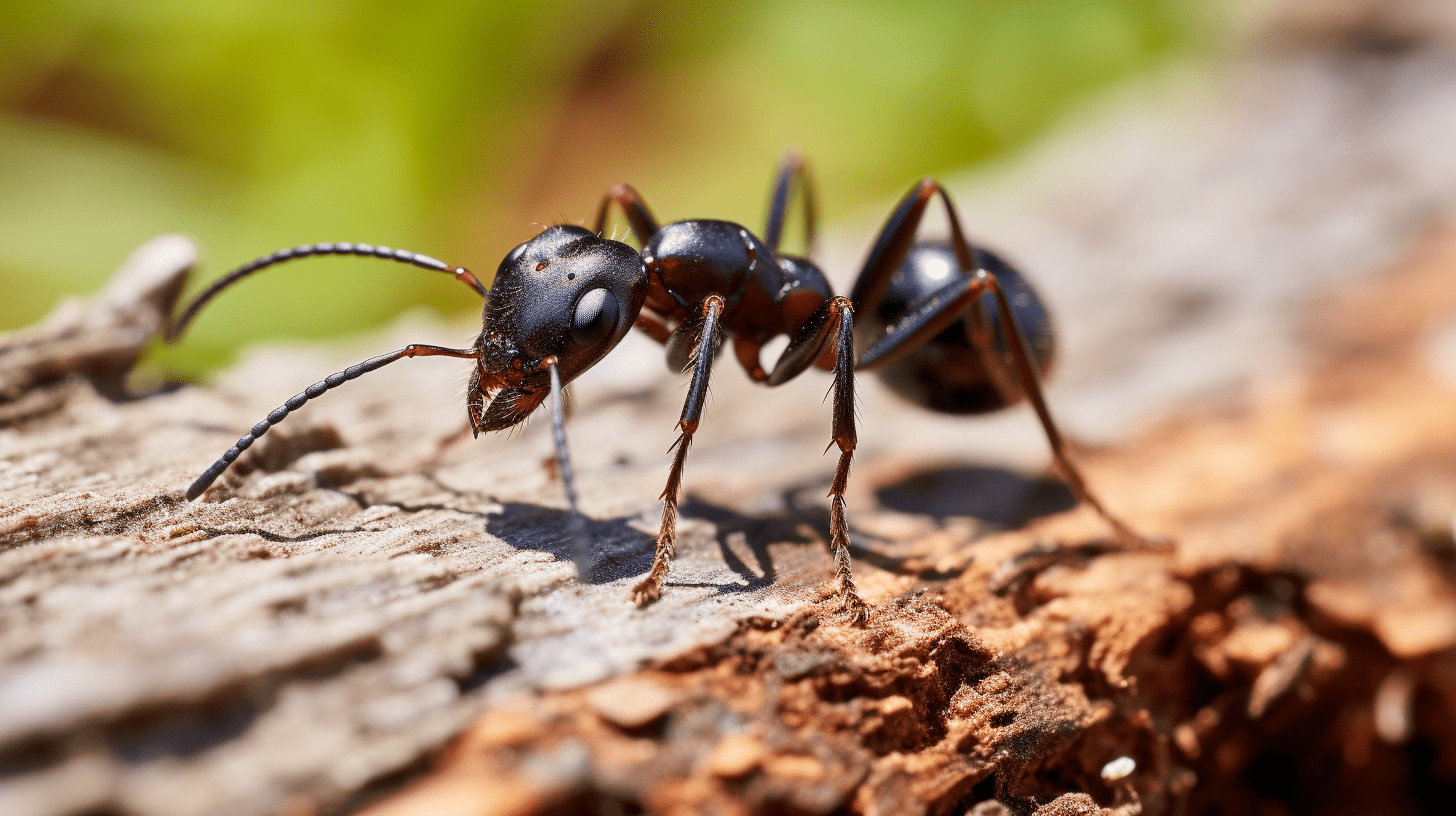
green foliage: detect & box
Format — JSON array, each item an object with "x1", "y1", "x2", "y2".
[{"x1": 0, "y1": 0, "x2": 1190, "y2": 375}]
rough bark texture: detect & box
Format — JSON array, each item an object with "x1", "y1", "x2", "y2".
[
  {"x1": 361, "y1": 235, "x2": 1456, "y2": 816},
  {"x1": 5, "y1": 5, "x2": 1456, "y2": 815}
]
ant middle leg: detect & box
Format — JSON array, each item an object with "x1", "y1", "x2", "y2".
[
  {"x1": 631, "y1": 295, "x2": 725, "y2": 606},
  {"x1": 766, "y1": 296, "x2": 869, "y2": 624}
]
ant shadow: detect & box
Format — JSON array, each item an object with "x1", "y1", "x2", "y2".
[
  {"x1": 484, "y1": 503, "x2": 653, "y2": 585},
  {"x1": 786, "y1": 464, "x2": 1076, "y2": 581},
  {"x1": 483, "y1": 464, "x2": 1075, "y2": 593},
  {"x1": 483, "y1": 499, "x2": 819, "y2": 593},
  {"x1": 873, "y1": 465, "x2": 1076, "y2": 529},
  {"x1": 666, "y1": 495, "x2": 823, "y2": 593}
]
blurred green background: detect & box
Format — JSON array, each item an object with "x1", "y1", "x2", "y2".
[{"x1": 0, "y1": 0, "x2": 1193, "y2": 376}]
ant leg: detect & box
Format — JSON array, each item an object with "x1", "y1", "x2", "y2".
[
  {"x1": 630, "y1": 295, "x2": 725, "y2": 606},
  {"x1": 824, "y1": 301, "x2": 867, "y2": 623},
  {"x1": 974, "y1": 272, "x2": 1148, "y2": 548},
  {"x1": 634, "y1": 313, "x2": 672, "y2": 345},
  {"x1": 593, "y1": 185, "x2": 673, "y2": 347},
  {"x1": 862, "y1": 282, "x2": 1148, "y2": 548},
  {"x1": 763, "y1": 152, "x2": 818, "y2": 257},
  {"x1": 593, "y1": 183, "x2": 662, "y2": 247},
  {"x1": 168, "y1": 243, "x2": 482, "y2": 342},
  {"x1": 545, "y1": 361, "x2": 581, "y2": 515},
  {"x1": 733, "y1": 334, "x2": 768, "y2": 382},
  {"x1": 853, "y1": 179, "x2": 1148, "y2": 547},
  {"x1": 856, "y1": 272, "x2": 991, "y2": 371},
  {"x1": 851, "y1": 178, "x2": 991, "y2": 370},
  {"x1": 547, "y1": 360, "x2": 595, "y2": 579},
  {"x1": 766, "y1": 297, "x2": 868, "y2": 623},
  {"x1": 848, "y1": 179, "x2": 978, "y2": 321},
  {"x1": 186, "y1": 344, "x2": 478, "y2": 500}
]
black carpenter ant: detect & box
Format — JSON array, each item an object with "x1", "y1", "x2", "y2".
[{"x1": 168, "y1": 154, "x2": 1144, "y2": 623}]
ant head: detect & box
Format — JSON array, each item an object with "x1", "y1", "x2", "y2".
[{"x1": 469, "y1": 225, "x2": 647, "y2": 433}]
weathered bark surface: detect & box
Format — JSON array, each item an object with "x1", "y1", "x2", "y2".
[
  {"x1": 364, "y1": 235, "x2": 1456, "y2": 816},
  {"x1": 5, "y1": 6, "x2": 1456, "y2": 815}
]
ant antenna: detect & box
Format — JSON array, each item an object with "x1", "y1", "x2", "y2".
[
  {"x1": 167, "y1": 242, "x2": 486, "y2": 342},
  {"x1": 186, "y1": 343, "x2": 478, "y2": 500}
]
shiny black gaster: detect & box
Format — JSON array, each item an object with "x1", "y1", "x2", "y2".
[{"x1": 860, "y1": 242, "x2": 1055, "y2": 414}]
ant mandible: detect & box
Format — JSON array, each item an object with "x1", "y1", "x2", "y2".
[{"x1": 169, "y1": 154, "x2": 1144, "y2": 624}]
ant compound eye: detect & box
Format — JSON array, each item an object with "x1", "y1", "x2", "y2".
[
  {"x1": 571, "y1": 288, "x2": 618, "y2": 346},
  {"x1": 504, "y1": 241, "x2": 529, "y2": 265}
]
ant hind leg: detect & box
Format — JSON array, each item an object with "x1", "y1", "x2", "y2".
[
  {"x1": 974, "y1": 272, "x2": 1155, "y2": 550},
  {"x1": 852, "y1": 178, "x2": 1154, "y2": 550},
  {"x1": 763, "y1": 152, "x2": 818, "y2": 257}
]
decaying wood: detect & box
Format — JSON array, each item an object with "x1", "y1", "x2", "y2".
[{"x1": 5, "y1": 6, "x2": 1456, "y2": 814}]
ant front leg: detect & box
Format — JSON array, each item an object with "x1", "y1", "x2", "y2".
[
  {"x1": 767, "y1": 296, "x2": 868, "y2": 623},
  {"x1": 855, "y1": 179, "x2": 1150, "y2": 550},
  {"x1": 631, "y1": 295, "x2": 726, "y2": 606},
  {"x1": 544, "y1": 359, "x2": 597, "y2": 579}
]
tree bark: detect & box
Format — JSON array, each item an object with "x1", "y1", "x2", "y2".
[{"x1": 5, "y1": 7, "x2": 1456, "y2": 814}]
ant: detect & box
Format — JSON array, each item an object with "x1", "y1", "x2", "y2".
[{"x1": 168, "y1": 154, "x2": 1144, "y2": 624}]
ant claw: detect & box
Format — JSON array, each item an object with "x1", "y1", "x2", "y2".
[
  {"x1": 630, "y1": 579, "x2": 661, "y2": 607},
  {"x1": 1104, "y1": 524, "x2": 1174, "y2": 554},
  {"x1": 831, "y1": 586, "x2": 870, "y2": 626}
]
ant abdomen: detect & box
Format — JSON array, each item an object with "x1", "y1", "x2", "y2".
[{"x1": 863, "y1": 242, "x2": 1056, "y2": 415}]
